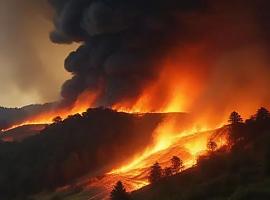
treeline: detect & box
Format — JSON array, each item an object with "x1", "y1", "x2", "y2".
[{"x1": 0, "y1": 108, "x2": 165, "y2": 200}]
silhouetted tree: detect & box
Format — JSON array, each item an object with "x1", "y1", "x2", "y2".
[
  {"x1": 207, "y1": 140, "x2": 217, "y2": 152},
  {"x1": 149, "y1": 162, "x2": 163, "y2": 184},
  {"x1": 171, "y1": 156, "x2": 184, "y2": 174},
  {"x1": 163, "y1": 167, "x2": 173, "y2": 177},
  {"x1": 53, "y1": 116, "x2": 62, "y2": 123},
  {"x1": 228, "y1": 111, "x2": 243, "y2": 125},
  {"x1": 255, "y1": 107, "x2": 270, "y2": 121},
  {"x1": 228, "y1": 111, "x2": 244, "y2": 145},
  {"x1": 110, "y1": 181, "x2": 130, "y2": 200}
]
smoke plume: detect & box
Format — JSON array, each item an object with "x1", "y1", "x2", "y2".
[
  {"x1": 49, "y1": 0, "x2": 270, "y2": 123},
  {"x1": 49, "y1": 0, "x2": 207, "y2": 105}
]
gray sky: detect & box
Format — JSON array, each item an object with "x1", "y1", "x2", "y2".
[{"x1": 0, "y1": 0, "x2": 77, "y2": 107}]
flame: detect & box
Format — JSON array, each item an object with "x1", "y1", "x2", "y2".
[
  {"x1": 112, "y1": 46, "x2": 207, "y2": 114},
  {"x1": 4, "y1": 47, "x2": 230, "y2": 195},
  {"x1": 2, "y1": 91, "x2": 99, "y2": 131},
  {"x1": 112, "y1": 65, "x2": 198, "y2": 113},
  {"x1": 3, "y1": 45, "x2": 266, "y2": 199},
  {"x1": 105, "y1": 118, "x2": 228, "y2": 192}
]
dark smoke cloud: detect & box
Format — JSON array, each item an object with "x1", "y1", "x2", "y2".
[
  {"x1": 49, "y1": 0, "x2": 207, "y2": 105},
  {"x1": 49, "y1": 0, "x2": 270, "y2": 113}
]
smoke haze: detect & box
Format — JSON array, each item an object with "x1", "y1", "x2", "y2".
[{"x1": 0, "y1": 0, "x2": 77, "y2": 107}]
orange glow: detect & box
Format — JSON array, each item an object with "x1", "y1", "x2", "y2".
[
  {"x1": 112, "y1": 46, "x2": 206, "y2": 114},
  {"x1": 3, "y1": 45, "x2": 268, "y2": 197},
  {"x1": 86, "y1": 118, "x2": 228, "y2": 193},
  {"x1": 2, "y1": 90, "x2": 99, "y2": 131},
  {"x1": 4, "y1": 46, "x2": 230, "y2": 195}
]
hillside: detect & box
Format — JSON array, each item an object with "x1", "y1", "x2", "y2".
[
  {"x1": 0, "y1": 124, "x2": 47, "y2": 142},
  {"x1": 2, "y1": 107, "x2": 269, "y2": 200},
  {"x1": 131, "y1": 108, "x2": 270, "y2": 200},
  {"x1": 0, "y1": 108, "x2": 191, "y2": 200},
  {"x1": 24, "y1": 115, "x2": 227, "y2": 200},
  {"x1": 0, "y1": 103, "x2": 56, "y2": 130}
]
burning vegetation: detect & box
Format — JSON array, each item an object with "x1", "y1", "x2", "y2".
[
  {"x1": 0, "y1": 0, "x2": 270, "y2": 200},
  {"x1": 1, "y1": 107, "x2": 270, "y2": 200}
]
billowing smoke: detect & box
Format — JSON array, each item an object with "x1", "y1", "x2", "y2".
[
  {"x1": 49, "y1": 0, "x2": 207, "y2": 105},
  {"x1": 49, "y1": 0, "x2": 270, "y2": 123}
]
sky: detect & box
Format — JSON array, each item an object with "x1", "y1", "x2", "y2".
[{"x1": 0, "y1": 0, "x2": 77, "y2": 107}]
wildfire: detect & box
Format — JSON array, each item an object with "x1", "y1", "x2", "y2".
[
  {"x1": 3, "y1": 53, "x2": 230, "y2": 195},
  {"x1": 2, "y1": 91, "x2": 99, "y2": 132},
  {"x1": 112, "y1": 49, "x2": 204, "y2": 114},
  {"x1": 105, "y1": 117, "x2": 228, "y2": 192},
  {"x1": 2, "y1": 46, "x2": 260, "y2": 198}
]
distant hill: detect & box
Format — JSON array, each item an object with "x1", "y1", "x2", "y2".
[
  {"x1": 0, "y1": 103, "x2": 56, "y2": 130},
  {"x1": 0, "y1": 124, "x2": 47, "y2": 142}
]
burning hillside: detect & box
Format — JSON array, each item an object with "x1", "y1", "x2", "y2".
[
  {"x1": 0, "y1": 0, "x2": 270, "y2": 199},
  {"x1": 82, "y1": 124, "x2": 228, "y2": 200},
  {"x1": 1, "y1": 108, "x2": 227, "y2": 200}
]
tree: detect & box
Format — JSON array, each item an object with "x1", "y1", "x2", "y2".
[
  {"x1": 228, "y1": 111, "x2": 243, "y2": 125},
  {"x1": 149, "y1": 162, "x2": 163, "y2": 184},
  {"x1": 171, "y1": 156, "x2": 184, "y2": 174},
  {"x1": 163, "y1": 167, "x2": 173, "y2": 177},
  {"x1": 228, "y1": 111, "x2": 245, "y2": 146},
  {"x1": 255, "y1": 107, "x2": 270, "y2": 121},
  {"x1": 53, "y1": 116, "x2": 62, "y2": 124},
  {"x1": 207, "y1": 140, "x2": 217, "y2": 152},
  {"x1": 110, "y1": 181, "x2": 130, "y2": 200}
]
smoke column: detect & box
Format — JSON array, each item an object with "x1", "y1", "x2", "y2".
[{"x1": 49, "y1": 0, "x2": 270, "y2": 124}]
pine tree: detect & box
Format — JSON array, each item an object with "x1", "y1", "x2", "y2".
[
  {"x1": 110, "y1": 181, "x2": 130, "y2": 200},
  {"x1": 228, "y1": 111, "x2": 243, "y2": 125},
  {"x1": 149, "y1": 162, "x2": 162, "y2": 184},
  {"x1": 256, "y1": 107, "x2": 270, "y2": 121},
  {"x1": 171, "y1": 156, "x2": 184, "y2": 174}
]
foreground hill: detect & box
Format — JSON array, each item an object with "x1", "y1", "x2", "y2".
[
  {"x1": 28, "y1": 119, "x2": 227, "y2": 200},
  {"x1": 0, "y1": 108, "x2": 191, "y2": 200},
  {"x1": 131, "y1": 108, "x2": 270, "y2": 200}
]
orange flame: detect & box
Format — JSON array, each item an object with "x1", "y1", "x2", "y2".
[
  {"x1": 112, "y1": 51, "x2": 203, "y2": 114},
  {"x1": 2, "y1": 90, "x2": 99, "y2": 131},
  {"x1": 4, "y1": 44, "x2": 266, "y2": 197},
  {"x1": 106, "y1": 117, "x2": 228, "y2": 191}
]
